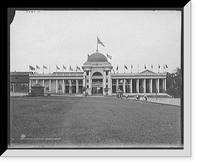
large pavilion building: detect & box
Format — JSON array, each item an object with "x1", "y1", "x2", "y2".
[{"x1": 24, "y1": 50, "x2": 167, "y2": 96}]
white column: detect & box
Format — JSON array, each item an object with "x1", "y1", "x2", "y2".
[
  {"x1": 49, "y1": 80, "x2": 51, "y2": 92},
  {"x1": 108, "y1": 71, "x2": 111, "y2": 89},
  {"x1": 89, "y1": 71, "x2": 91, "y2": 89},
  {"x1": 164, "y1": 78, "x2": 167, "y2": 92},
  {"x1": 69, "y1": 80, "x2": 72, "y2": 94},
  {"x1": 43, "y1": 80, "x2": 44, "y2": 86},
  {"x1": 130, "y1": 79, "x2": 132, "y2": 93},
  {"x1": 116, "y1": 79, "x2": 119, "y2": 89},
  {"x1": 56, "y1": 80, "x2": 58, "y2": 93},
  {"x1": 83, "y1": 71, "x2": 86, "y2": 87},
  {"x1": 76, "y1": 80, "x2": 79, "y2": 93},
  {"x1": 123, "y1": 79, "x2": 126, "y2": 93},
  {"x1": 36, "y1": 80, "x2": 38, "y2": 84},
  {"x1": 103, "y1": 71, "x2": 106, "y2": 89},
  {"x1": 157, "y1": 79, "x2": 160, "y2": 93},
  {"x1": 136, "y1": 79, "x2": 139, "y2": 93},
  {"x1": 62, "y1": 79, "x2": 65, "y2": 93},
  {"x1": 143, "y1": 79, "x2": 146, "y2": 93}
]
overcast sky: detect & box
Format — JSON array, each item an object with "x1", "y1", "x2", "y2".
[{"x1": 10, "y1": 10, "x2": 181, "y2": 73}]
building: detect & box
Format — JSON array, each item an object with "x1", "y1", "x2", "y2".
[
  {"x1": 10, "y1": 72, "x2": 30, "y2": 93},
  {"x1": 28, "y1": 51, "x2": 167, "y2": 96}
]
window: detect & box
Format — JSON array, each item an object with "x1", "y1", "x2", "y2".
[
  {"x1": 93, "y1": 72, "x2": 102, "y2": 76},
  {"x1": 106, "y1": 71, "x2": 109, "y2": 75},
  {"x1": 106, "y1": 79, "x2": 108, "y2": 83},
  {"x1": 86, "y1": 71, "x2": 89, "y2": 76}
]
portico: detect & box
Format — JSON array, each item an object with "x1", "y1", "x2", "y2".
[{"x1": 111, "y1": 70, "x2": 166, "y2": 95}]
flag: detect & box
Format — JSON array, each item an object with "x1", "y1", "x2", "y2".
[
  {"x1": 163, "y1": 64, "x2": 165, "y2": 69},
  {"x1": 131, "y1": 65, "x2": 133, "y2": 68},
  {"x1": 87, "y1": 54, "x2": 90, "y2": 57},
  {"x1": 63, "y1": 65, "x2": 66, "y2": 70},
  {"x1": 70, "y1": 65, "x2": 73, "y2": 71},
  {"x1": 165, "y1": 64, "x2": 168, "y2": 68},
  {"x1": 76, "y1": 66, "x2": 81, "y2": 70},
  {"x1": 151, "y1": 64, "x2": 153, "y2": 69},
  {"x1": 43, "y1": 65, "x2": 47, "y2": 69},
  {"x1": 29, "y1": 65, "x2": 35, "y2": 70},
  {"x1": 144, "y1": 65, "x2": 146, "y2": 69},
  {"x1": 97, "y1": 36, "x2": 105, "y2": 47},
  {"x1": 36, "y1": 65, "x2": 40, "y2": 69},
  {"x1": 158, "y1": 64, "x2": 160, "y2": 68},
  {"x1": 107, "y1": 54, "x2": 112, "y2": 59},
  {"x1": 116, "y1": 65, "x2": 118, "y2": 71},
  {"x1": 56, "y1": 65, "x2": 60, "y2": 70},
  {"x1": 124, "y1": 65, "x2": 128, "y2": 70},
  {"x1": 112, "y1": 68, "x2": 115, "y2": 74}
]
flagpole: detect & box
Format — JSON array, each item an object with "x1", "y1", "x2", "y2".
[
  {"x1": 137, "y1": 64, "x2": 139, "y2": 73},
  {"x1": 43, "y1": 66, "x2": 44, "y2": 74},
  {"x1": 163, "y1": 65, "x2": 164, "y2": 73}
]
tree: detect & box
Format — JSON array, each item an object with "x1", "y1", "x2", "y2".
[{"x1": 166, "y1": 67, "x2": 182, "y2": 98}]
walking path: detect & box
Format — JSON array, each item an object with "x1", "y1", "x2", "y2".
[
  {"x1": 10, "y1": 92, "x2": 180, "y2": 106},
  {"x1": 129, "y1": 97, "x2": 181, "y2": 106}
]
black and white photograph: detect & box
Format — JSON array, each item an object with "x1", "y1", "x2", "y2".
[{"x1": 6, "y1": 5, "x2": 191, "y2": 157}]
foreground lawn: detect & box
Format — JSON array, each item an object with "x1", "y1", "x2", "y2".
[{"x1": 10, "y1": 96, "x2": 182, "y2": 148}]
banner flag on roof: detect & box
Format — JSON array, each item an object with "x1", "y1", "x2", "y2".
[
  {"x1": 124, "y1": 65, "x2": 128, "y2": 70},
  {"x1": 70, "y1": 65, "x2": 73, "y2": 71},
  {"x1": 36, "y1": 65, "x2": 40, "y2": 69},
  {"x1": 97, "y1": 36, "x2": 105, "y2": 47},
  {"x1": 63, "y1": 65, "x2": 66, "y2": 70},
  {"x1": 43, "y1": 65, "x2": 47, "y2": 69},
  {"x1": 107, "y1": 54, "x2": 112, "y2": 59},
  {"x1": 29, "y1": 65, "x2": 35, "y2": 70},
  {"x1": 76, "y1": 66, "x2": 81, "y2": 70},
  {"x1": 56, "y1": 65, "x2": 60, "y2": 70}
]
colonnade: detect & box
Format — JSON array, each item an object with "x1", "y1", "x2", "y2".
[
  {"x1": 29, "y1": 79, "x2": 83, "y2": 94},
  {"x1": 113, "y1": 78, "x2": 166, "y2": 93}
]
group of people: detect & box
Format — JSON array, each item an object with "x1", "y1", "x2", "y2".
[
  {"x1": 84, "y1": 89, "x2": 148, "y2": 101},
  {"x1": 136, "y1": 94, "x2": 148, "y2": 101},
  {"x1": 118, "y1": 92, "x2": 148, "y2": 101}
]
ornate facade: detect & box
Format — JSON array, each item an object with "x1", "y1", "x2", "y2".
[{"x1": 28, "y1": 51, "x2": 167, "y2": 96}]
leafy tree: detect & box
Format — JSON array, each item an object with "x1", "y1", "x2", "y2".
[{"x1": 166, "y1": 67, "x2": 182, "y2": 98}]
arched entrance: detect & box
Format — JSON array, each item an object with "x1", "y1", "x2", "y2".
[{"x1": 92, "y1": 72, "x2": 103, "y2": 95}]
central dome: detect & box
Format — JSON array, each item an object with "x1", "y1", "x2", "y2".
[{"x1": 87, "y1": 52, "x2": 108, "y2": 62}]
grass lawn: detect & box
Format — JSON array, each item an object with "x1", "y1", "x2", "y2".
[{"x1": 9, "y1": 96, "x2": 182, "y2": 148}]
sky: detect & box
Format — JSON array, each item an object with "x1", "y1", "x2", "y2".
[{"x1": 10, "y1": 10, "x2": 181, "y2": 74}]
